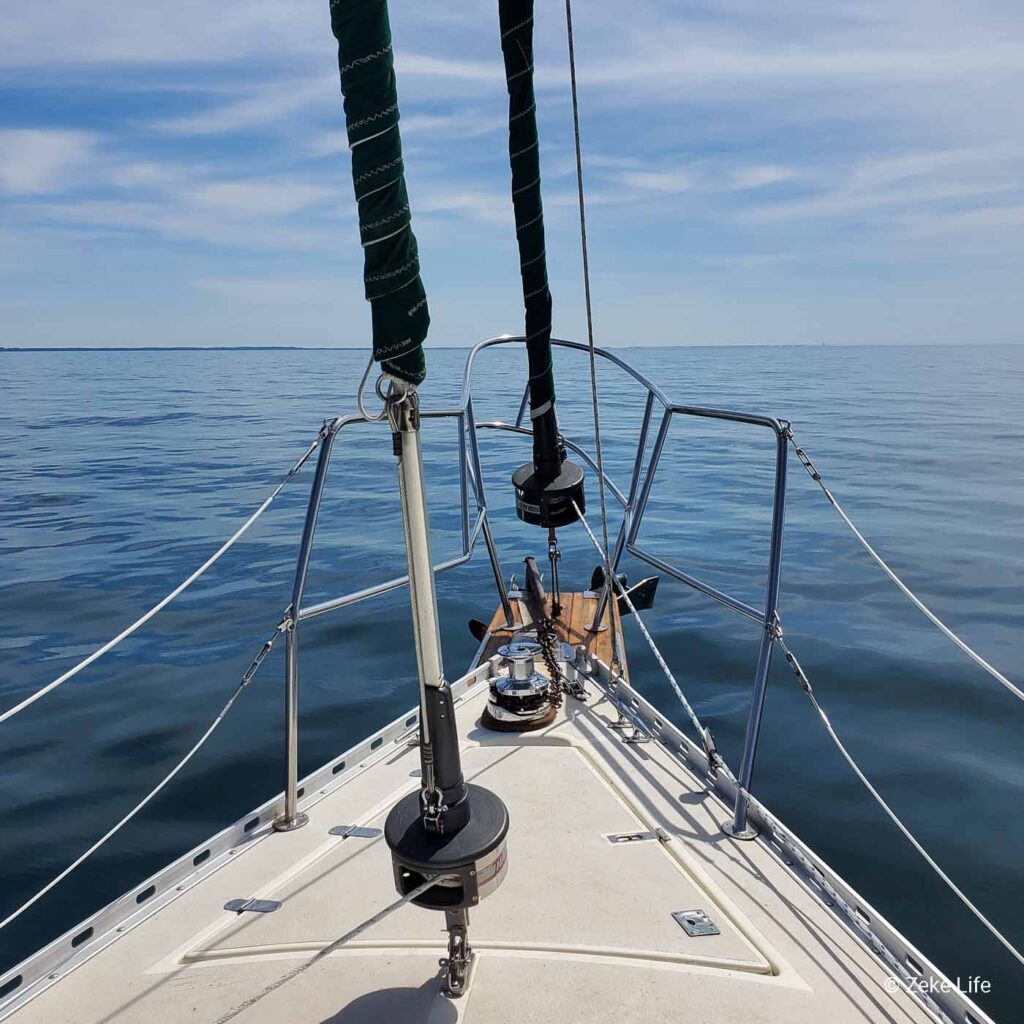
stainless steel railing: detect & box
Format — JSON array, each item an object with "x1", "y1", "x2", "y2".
[{"x1": 276, "y1": 335, "x2": 790, "y2": 837}]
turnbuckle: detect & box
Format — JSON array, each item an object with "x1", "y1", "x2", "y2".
[
  {"x1": 547, "y1": 526, "x2": 562, "y2": 618},
  {"x1": 793, "y1": 444, "x2": 822, "y2": 482},
  {"x1": 440, "y1": 909, "x2": 474, "y2": 997}
]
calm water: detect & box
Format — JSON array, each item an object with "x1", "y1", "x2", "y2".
[{"x1": 1, "y1": 344, "x2": 1022, "y2": 1018}]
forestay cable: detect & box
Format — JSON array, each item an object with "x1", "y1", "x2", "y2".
[
  {"x1": 777, "y1": 633, "x2": 1024, "y2": 969},
  {"x1": 791, "y1": 438, "x2": 1024, "y2": 706},
  {"x1": 0, "y1": 429, "x2": 326, "y2": 727},
  {"x1": 0, "y1": 620, "x2": 286, "y2": 932},
  {"x1": 564, "y1": 0, "x2": 614, "y2": 593}
]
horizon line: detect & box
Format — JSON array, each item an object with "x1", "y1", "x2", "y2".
[{"x1": 2, "y1": 341, "x2": 1020, "y2": 353}]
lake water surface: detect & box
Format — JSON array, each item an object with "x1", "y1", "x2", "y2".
[{"x1": 1, "y1": 343, "x2": 1022, "y2": 1019}]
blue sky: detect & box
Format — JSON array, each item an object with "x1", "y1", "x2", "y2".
[{"x1": 2, "y1": 0, "x2": 1023, "y2": 347}]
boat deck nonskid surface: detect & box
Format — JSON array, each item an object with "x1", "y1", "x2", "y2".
[{"x1": 13, "y1": 659, "x2": 939, "y2": 1024}]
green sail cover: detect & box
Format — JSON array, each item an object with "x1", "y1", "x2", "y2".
[
  {"x1": 330, "y1": 0, "x2": 428, "y2": 385},
  {"x1": 499, "y1": 0, "x2": 555, "y2": 414}
]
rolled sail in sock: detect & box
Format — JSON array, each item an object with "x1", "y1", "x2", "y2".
[
  {"x1": 500, "y1": 0, "x2": 584, "y2": 526},
  {"x1": 330, "y1": 0, "x2": 428, "y2": 385}
]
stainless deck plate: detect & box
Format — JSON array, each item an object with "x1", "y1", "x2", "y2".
[
  {"x1": 328, "y1": 826, "x2": 383, "y2": 839},
  {"x1": 223, "y1": 899, "x2": 281, "y2": 915},
  {"x1": 672, "y1": 910, "x2": 720, "y2": 937},
  {"x1": 605, "y1": 831, "x2": 658, "y2": 844}
]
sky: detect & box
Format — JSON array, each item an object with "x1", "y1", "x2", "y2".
[{"x1": 1, "y1": 0, "x2": 1023, "y2": 348}]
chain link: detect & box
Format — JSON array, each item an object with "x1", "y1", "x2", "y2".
[{"x1": 534, "y1": 614, "x2": 566, "y2": 709}]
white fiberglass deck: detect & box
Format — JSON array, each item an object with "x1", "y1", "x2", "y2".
[{"x1": 9, "y1": 658, "x2": 958, "y2": 1024}]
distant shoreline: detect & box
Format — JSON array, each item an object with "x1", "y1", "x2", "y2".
[
  {"x1": 1, "y1": 342, "x2": 1018, "y2": 352},
  {"x1": 0, "y1": 345, "x2": 312, "y2": 352}
]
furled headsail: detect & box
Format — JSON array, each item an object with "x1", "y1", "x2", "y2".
[
  {"x1": 331, "y1": 4, "x2": 510, "y2": 996},
  {"x1": 330, "y1": 0, "x2": 428, "y2": 385},
  {"x1": 500, "y1": 0, "x2": 585, "y2": 527}
]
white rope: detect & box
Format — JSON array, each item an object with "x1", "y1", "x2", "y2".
[
  {"x1": 0, "y1": 621, "x2": 284, "y2": 932},
  {"x1": 0, "y1": 433, "x2": 324, "y2": 727},
  {"x1": 792, "y1": 440, "x2": 1024, "y2": 705},
  {"x1": 213, "y1": 873, "x2": 443, "y2": 1024},
  {"x1": 573, "y1": 501, "x2": 724, "y2": 767},
  {"x1": 777, "y1": 635, "x2": 1024, "y2": 969}
]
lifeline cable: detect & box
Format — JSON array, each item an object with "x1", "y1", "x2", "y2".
[
  {"x1": 0, "y1": 429, "x2": 326, "y2": 727},
  {"x1": 791, "y1": 437, "x2": 1023, "y2": 705},
  {"x1": 778, "y1": 632, "x2": 1024, "y2": 970},
  {"x1": 0, "y1": 620, "x2": 286, "y2": 932}
]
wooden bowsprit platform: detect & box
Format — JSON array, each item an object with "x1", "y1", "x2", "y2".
[{"x1": 474, "y1": 590, "x2": 628, "y2": 680}]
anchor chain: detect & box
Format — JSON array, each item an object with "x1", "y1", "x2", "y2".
[{"x1": 534, "y1": 614, "x2": 565, "y2": 710}]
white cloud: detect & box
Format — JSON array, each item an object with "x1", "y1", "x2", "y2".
[
  {"x1": 401, "y1": 111, "x2": 504, "y2": 138},
  {"x1": 1, "y1": 0, "x2": 326, "y2": 67},
  {"x1": 188, "y1": 179, "x2": 338, "y2": 217},
  {"x1": 741, "y1": 143, "x2": 1024, "y2": 224},
  {"x1": 743, "y1": 181, "x2": 1017, "y2": 224},
  {"x1": 397, "y1": 53, "x2": 502, "y2": 84},
  {"x1": 152, "y1": 75, "x2": 336, "y2": 135},
  {"x1": 620, "y1": 170, "x2": 696, "y2": 194},
  {"x1": 0, "y1": 129, "x2": 97, "y2": 194},
  {"x1": 900, "y1": 204, "x2": 1024, "y2": 236},
  {"x1": 616, "y1": 163, "x2": 798, "y2": 196},
  {"x1": 729, "y1": 165, "x2": 798, "y2": 189},
  {"x1": 583, "y1": 41, "x2": 1024, "y2": 91},
  {"x1": 194, "y1": 274, "x2": 358, "y2": 305},
  {"x1": 3, "y1": 0, "x2": 1024, "y2": 345},
  {"x1": 22, "y1": 196, "x2": 343, "y2": 252},
  {"x1": 846, "y1": 144, "x2": 1024, "y2": 188},
  {"x1": 417, "y1": 187, "x2": 511, "y2": 226},
  {"x1": 108, "y1": 161, "x2": 188, "y2": 188}
]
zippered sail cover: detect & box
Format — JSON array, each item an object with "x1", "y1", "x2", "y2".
[
  {"x1": 499, "y1": 0, "x2": 556, "y2": 418},
  {"x1": 330, "y1": 0, "x2": 428, "y2": 385}
]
